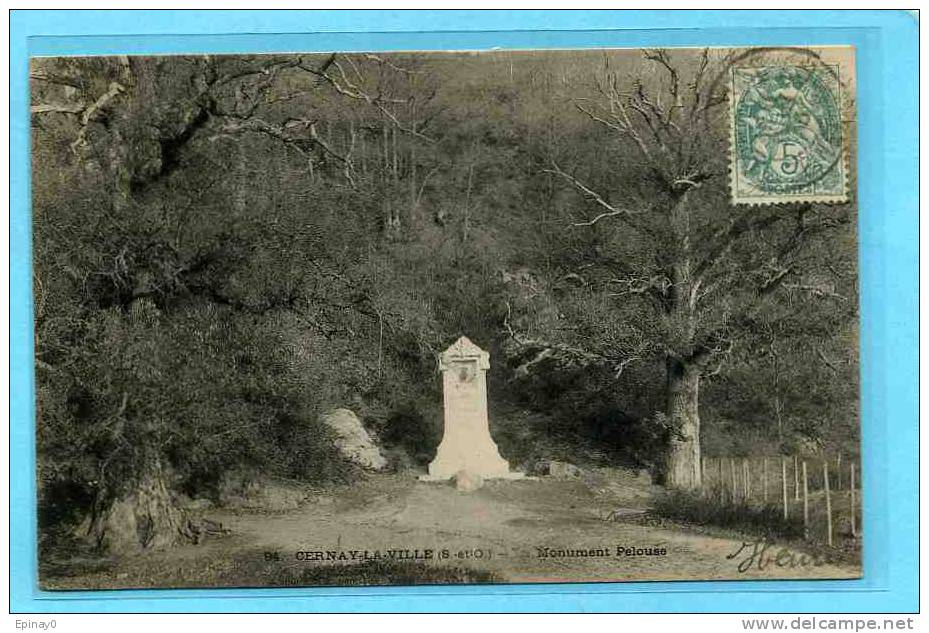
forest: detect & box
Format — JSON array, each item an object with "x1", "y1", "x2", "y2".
[{"x1": 31, "y1": 48, "x2": 859, "y2": 553}]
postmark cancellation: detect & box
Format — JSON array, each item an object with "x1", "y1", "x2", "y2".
[{"x1": 729, "y1": 63, "x2": 849, "y2": 205}]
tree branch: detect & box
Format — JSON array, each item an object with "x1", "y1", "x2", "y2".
[
  {"x1": 31, "y1": 102, "x2": 85, "y2": 115},
  {"x1": 544, "y1": 160, "x2": 638, "y2": 227},
  {"x1": 816, "y1": 346, "x2": 840, "y2": 374},
  {"x1": 297, "y1": 55, "x2": 434, "y2": 143},
  {"x1": 693, "y1": 209, "x2": 785, "y2": 283},
  {"x1": 643, "y1": 49, "x2": 680, "y2": 106}
]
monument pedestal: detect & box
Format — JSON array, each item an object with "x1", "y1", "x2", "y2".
[{"x1": 421, "y1": 336, "x2": 523, "y2": 481}]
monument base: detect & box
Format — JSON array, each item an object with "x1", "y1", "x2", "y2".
[
  {"x1": 417, "y1": 471, "x2": 526, "y2": 482},
  {"x1": 425, "y1": 440, "x2": 518, "y2": 481}
]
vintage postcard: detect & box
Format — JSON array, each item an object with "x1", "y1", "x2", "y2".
[{"x1": 32, "y1": 45, "x2": 860, "y2": 589}]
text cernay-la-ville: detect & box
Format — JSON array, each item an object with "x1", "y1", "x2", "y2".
[{"x1": 290, "y1": 544, "x2": 668, "y2": 563}]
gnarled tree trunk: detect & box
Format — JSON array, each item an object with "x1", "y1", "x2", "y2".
[
  {"x1": 85, "y1": 461, "x2": 195, "y2": 553},
  {"x1": 665, "y1": 358, "x2": 702, "y2": 488}
]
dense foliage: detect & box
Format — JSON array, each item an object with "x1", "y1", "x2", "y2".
[{"x1": 32, "y1": 51, "x2": 858, "y2": 539}]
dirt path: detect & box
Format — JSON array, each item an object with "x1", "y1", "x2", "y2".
[
  {"x1": 195, "y1": 472, "x2": 859, "y2": 584},
  {"x1": 44, "y1": 471, "x2": 860, "y2": 589}
]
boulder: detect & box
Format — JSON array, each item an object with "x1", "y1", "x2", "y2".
[
  {"x1": 549, "y1": 461, "x2": 582, "y2": 478},
  {"x1": 524, "y1": 459, "x2": 549, "y2": 477},
  {"x1": 526, "y1": 459, "x2": 582, "y2": 478},
  {"x1": 452, "y1": 469, "x2": 484, "y2": 492},
  {"x1": 320, "y1": 408, "x2": 388, "y2": 471}
]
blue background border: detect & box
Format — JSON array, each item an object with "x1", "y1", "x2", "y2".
[{"x1": 9, "y1": 10, "x2": 918, "y2": 613}]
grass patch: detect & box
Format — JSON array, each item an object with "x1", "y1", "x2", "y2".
[
  {"x1": 653, "y1": 487, "x2": 804, "y2": 541},
  {"x1": 42, "y1": 549, "x2": 502, "y2": 590},
  {"x1": 651, "y1": 487, "x2": 862, "y2": 568},
  {"x1": 274, "y1": 559, "x2": 500, "y2": 587}
]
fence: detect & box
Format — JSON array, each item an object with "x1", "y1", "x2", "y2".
[{"x1": 699, "y1": 454, "x2": 860, "y2": 546}]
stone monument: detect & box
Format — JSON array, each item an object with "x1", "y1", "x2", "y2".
[{"x1": 422, "y1": 336, "x2": 522, "y2": 481}]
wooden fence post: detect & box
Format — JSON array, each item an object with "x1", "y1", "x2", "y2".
[
  {"x1": 731, "y1": 459, "x2": 739, "y2": 501},
  {"x1": 743, "y1": 458, "x2": 751, "y2": 500},
  {"x1": 802, "y1": 461, "x2": 809, "y2": 539},
  {"x1": 719, "y1": 458, "x2": 725, "y2": 501},
  {"x1": 781, "y1": 457, "x2": 789, "y2": 520},
  {"x1": 823, "y1": 461, "x2": 833, "y2": 546},
  {"x1": 762, "y1": 457, "x2": 768, "y2": 503},
  {"x1": 793, "y1": 455, "x2": 800, "y2": 501},
  {"x1": 850, "y1": 462, "x2": 857, "y2": 537}
]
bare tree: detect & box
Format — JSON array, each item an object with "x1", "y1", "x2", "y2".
[{"x1": 515, "y1": 49, "x2": 854, "y2": 488}]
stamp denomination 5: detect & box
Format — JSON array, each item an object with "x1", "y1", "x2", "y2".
[{"x1": 730, "y1": 63, "x2": 848, "y2": 205}]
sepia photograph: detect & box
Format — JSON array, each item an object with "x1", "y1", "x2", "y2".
[{"x1": 30, "y1": 45, "x2": 861, "y2": 589}]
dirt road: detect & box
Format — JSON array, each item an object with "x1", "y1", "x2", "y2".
[
  {"x1": 44, "y1": 470, "x2": 860, "y2": 589},
  {"x1": 197, "y1": 471, "x2": 859, "y2": 584}
]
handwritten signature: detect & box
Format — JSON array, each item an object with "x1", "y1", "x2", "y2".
[{"x1": 726, "y1": 539, "x2": 826, "y2": 573}]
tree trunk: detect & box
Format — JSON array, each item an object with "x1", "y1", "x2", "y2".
[
  {"x1": 664, "y1": 190, "x2": 702, "y2": 489},
  {"x1": 84, "y1": 461, "x2": 195, "y2": 553},
  {"x1": 665, "y1": 358, "x2": 702, "y2": 488}
]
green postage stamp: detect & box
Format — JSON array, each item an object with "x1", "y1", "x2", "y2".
[{"x1": 729, "y1": 63, "x2": 849, "y2": 205}]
